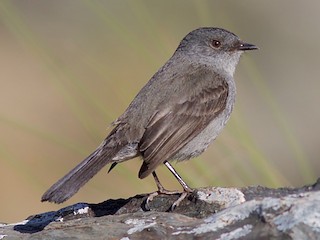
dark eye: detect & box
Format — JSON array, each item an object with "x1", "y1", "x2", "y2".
[{"x1": 211, "y1": 40, "x2": 221, "y2": 48}]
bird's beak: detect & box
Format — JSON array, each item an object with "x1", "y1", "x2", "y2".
[{"x1": 238, "y1": 42, "x2": 258, "y2": 51}]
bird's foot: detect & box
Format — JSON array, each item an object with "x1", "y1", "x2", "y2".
[{"x1": 145, "y1": 188, "x2": 193, "y2": 211}]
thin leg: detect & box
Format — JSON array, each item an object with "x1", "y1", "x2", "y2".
[
  {"x1": 152, "y1": 171, "x2": 171, "y2": 193},
  {"x1": 164, "y1": 161, "x2": 193, "y2": 209},
  {"x1": 164, "y1": 161, "x2": 193, "y2": 192},
  {"x1": 145, "y1": 171, "x2": 182, "y2": 209},
  {"x1": 145, "y1": 162, "x2": 194, "y2": 210}
]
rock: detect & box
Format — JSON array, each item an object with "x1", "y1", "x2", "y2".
[{"x1": 1, "y1": 179, "x2": 320, "y2": 239}]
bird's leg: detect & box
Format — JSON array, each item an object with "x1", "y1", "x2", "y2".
[
  {"x1": 145, "y1": 171, "x2": 181, "y2": 210},
  {"x1": 164, "y1": 161, "x2": 193, "y2": 209},
  {"x1": 145, "y1": 161, "x2": 193, "y2": 210},
  {"x1": 164, "y1": 161, "x2": 193, "y2": 192}
]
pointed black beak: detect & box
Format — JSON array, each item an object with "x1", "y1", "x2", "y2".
[{"x1": 238, "y1": 42, "x2": 258, "y2": 51}]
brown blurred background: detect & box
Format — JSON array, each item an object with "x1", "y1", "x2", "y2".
[{"x1": 1, "y1": 0, "x2": 319, "y2": 223}]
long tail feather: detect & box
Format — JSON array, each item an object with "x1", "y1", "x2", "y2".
[{"x1": 41, "y1": 144, "x2": 119, "y2": 204}]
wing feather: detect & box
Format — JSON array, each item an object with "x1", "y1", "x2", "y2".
[{"x1": 138, "y1": 71, "x2": 229, "y2": 178}]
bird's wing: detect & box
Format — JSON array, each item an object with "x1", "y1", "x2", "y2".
[{"x1": 138, "y1": 70, "x2": 229, "y2": 178}]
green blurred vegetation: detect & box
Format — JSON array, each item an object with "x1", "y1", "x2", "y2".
[{"x1": 0, "y1": 0, "x2": 319, "y2": 222}]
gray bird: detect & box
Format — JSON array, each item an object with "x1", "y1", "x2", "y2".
[{"x1": 41, "y1": 27, "x2": 258, "y2": 208}]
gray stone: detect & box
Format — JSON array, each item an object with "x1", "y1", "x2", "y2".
[{"x1": 1, "y1": 179, "x2": 320, "y2": 239}]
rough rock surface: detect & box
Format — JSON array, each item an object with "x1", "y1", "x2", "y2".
[{"x1": 1, "y1": 179, "x2": 320, "y2": 239}]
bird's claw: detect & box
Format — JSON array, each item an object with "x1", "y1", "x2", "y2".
[
  {"x1": 144, "y1": 191, "x2": 160, "y2": 211},
  {"x1": 144, "y1": 189, "x2": 191, "y2": 211},
  {"x1": 170, "y1": 191, "x2": 188, "y2": 211}
]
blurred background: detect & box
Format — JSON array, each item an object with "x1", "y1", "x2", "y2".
[{"x1": 1, "y1": 0, "x2": 319, "y2": 223}]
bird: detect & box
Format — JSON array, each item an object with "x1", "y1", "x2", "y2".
[{"x1": 41, "y1": 27, "x2": 258, "y2": 208}]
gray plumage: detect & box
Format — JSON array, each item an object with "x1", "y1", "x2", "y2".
[{"x1": 42, "y1": 27, "x2": 257, "y2": 204}]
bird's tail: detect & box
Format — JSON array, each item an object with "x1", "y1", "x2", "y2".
[{"x1": 41, "y1": 140, "x2": 121, "y2": 204}]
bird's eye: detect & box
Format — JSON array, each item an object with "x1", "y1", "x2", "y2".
[{"x1": 211, "y1": 40, "x2": 221, "y2": 48}]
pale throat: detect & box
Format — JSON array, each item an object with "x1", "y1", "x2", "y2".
[{"x1": 191, "y1": 51, "x2": 242, "y2": 77}]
